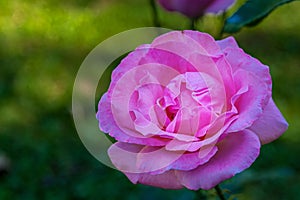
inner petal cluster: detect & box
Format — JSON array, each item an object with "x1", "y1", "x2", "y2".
[{"x1": 129, "y1": 72, "x2": 217, "y2": 140}]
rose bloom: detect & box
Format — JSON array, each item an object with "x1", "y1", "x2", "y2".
[
  {"x1": 157, "y1": 0, "x2": 236, "y2": 18},
  {"x1": 97, "y1": 31, "x2": 288, "y2": 190}
]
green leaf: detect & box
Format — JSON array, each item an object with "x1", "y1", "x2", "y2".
[{"x1": 224, "y1": 0, "x2": 298, "y2": 33}]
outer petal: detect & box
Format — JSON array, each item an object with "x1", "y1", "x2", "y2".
[
  {"x1": 226, "y1": 69, "x2": 270, "y2": 132},
  {"x1": 221, "y1": 47, "x2": 272, "y2": 92},
  {"x1": 218, "y1": 37, "x2": 272, "y2": 97},
  {"x1": 176, "y1": 130, "x2": 260, "y2": 190},
  {"x1": 183, "y1": 30, "x2": 222, "y2": 55},
  {"x1": 217, "y1": 36, "x2": 239, "y2": 51},
  {"x1": 151, "y1": 30, "x2": 221, "y2": 57},
  {"x1": 249, "y1": 98, "x2": 288, "y2": 144},
  {"x1": 108, "y1": 142, "x2": 217, "y2": 174},
  {"x1": 126, "y1": 170, "x2": 183, "y2": 189}
]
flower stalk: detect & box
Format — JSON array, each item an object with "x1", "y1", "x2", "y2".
[
  {"x1": 217, "y1": 11, "x2": 227, "y2": 39},
  {"x1": 215, "y1": 185, "x2": 226, "y2": 200},
  {"x1": 150, "y1": 0, "x2": 161, "y2": 27},
  {"x1": 190, "y1": 18, "x2": 197, "y2": 30},
  {"x1": 195, "y1": 189, "x2": 207, "y2": 200}
]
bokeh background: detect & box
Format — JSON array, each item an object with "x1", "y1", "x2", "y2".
[{"x1": 1, "y1": 0, "x2": 300, "y2": 199}]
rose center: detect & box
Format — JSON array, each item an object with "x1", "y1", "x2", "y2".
[{"x1": 165, "y1": 105, "x2": 179, "y2": 121}]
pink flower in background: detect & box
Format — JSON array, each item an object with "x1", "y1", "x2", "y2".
[
  {"x1": 157, "y1": 0, "x2": 236, "y2": 18},
  {"x1": 97, "y1": 30, "x2": 288, "y2": 190}
]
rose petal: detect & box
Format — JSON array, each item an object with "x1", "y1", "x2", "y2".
[
  {"x1": 130, "y1": 84, "x2": 165, "y2": 127},
  {"x1": 165, "y1": 112, "x2": 238, "y2": 152},
  {"x1": 97, "y1": 93, "x2": 169, "y2": 146},
  {"x1": 226, "y1": 69, "x2": 270, "y2": 132},
  {"x1": 110, "y1": 63, "x2": 180, "y2": 137},
  {"x1": 176, "y1": 129, "x2": 260, "y2": 190},
  {"x1": 126, "y1": 170, "x2": 182, "y2": 189},
  {"x1": 184, "y1": 30, "x2": 222, "y2": 56},
  {"x1": 221, "y1": 47, "x2": 272, "y2": 93},
  {"x1": 109, "y1": 142, "x2": 218, "y2": 175},
  {"x1": 138, "y1": 48, "x2": 198, "y2": 74},
  {"x1": 166, "y1": 146, "x2": 218, "y2": 171},
  {"x1": 212, "y1": 55, "x2": 235, "y2": 108},
  {"x1": 145, "y1": 31, "x2": 235, "y2": 114},
  {"x1": 249, "y1": 98, "x2": 288, "y2": 144},
  {"x1": 152, "y1": 30, "x2": 222, "y2": 57},
  {"x1": 217, "y1": 36, "x2": 239, "y2": 51}
]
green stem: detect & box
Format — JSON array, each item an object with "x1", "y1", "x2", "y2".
[
  {"x1": 218, "y1": 11, "x2": 227, "y2": 39},
  {"x1": 215, "y1": 185, "x2": 226, "y2": 200},
  {"x1": 149, "y1": 0, "x2": 160, "y2": 27},
  {"x1": 194, "y1": 189, "x2": 207, "y2": 200},
  {"x1": 190, "y1": 18, "x2": 197, "y2": 30}
]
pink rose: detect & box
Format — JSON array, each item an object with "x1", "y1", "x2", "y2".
[
  {"x1": 157, "y1": 0, "x2": 236, "y2": 18},
  {"x1": 97, "y1": 31, "x2": 288, "y2": 190}
]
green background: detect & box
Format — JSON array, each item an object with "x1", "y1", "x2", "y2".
[{"x1": 0, "y1": 0, "x2": 299, "y2": 199}]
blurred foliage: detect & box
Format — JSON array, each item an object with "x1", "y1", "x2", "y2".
[{"x1": 0, "y1": 0, "x2": 300, "y2": 199}]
